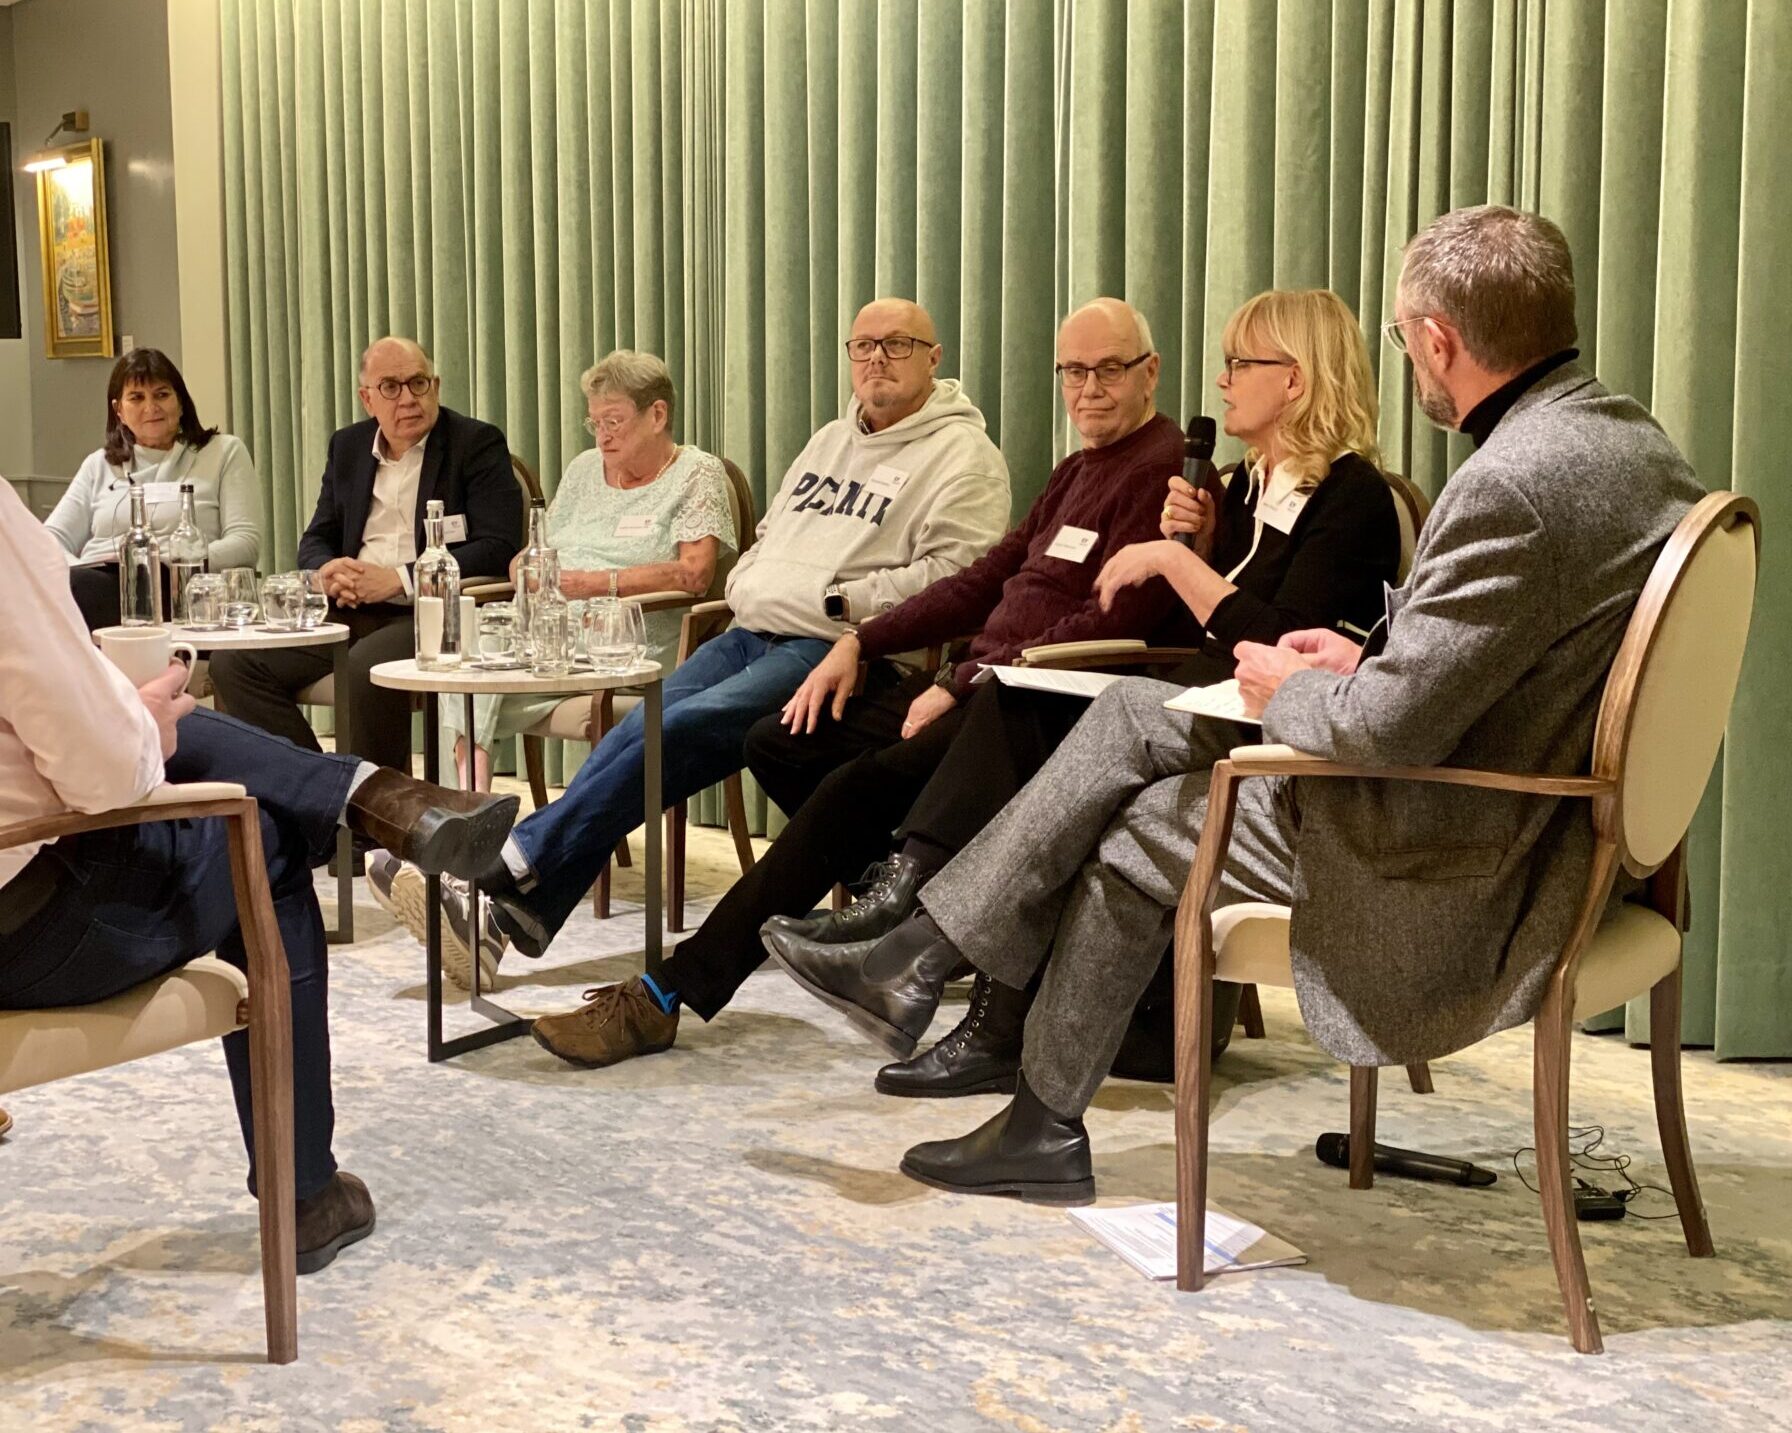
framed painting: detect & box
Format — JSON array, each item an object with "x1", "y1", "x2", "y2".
[{"x1": 36, "y1": 138, "x2": 114, "y2": 359}]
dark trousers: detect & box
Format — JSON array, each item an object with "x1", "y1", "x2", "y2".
[
  {"x1": 0, "y1": 708, "x2": 359, "y2": 1201},
  {"x1": 208, "y1": 605, "x2": 415, "y2": 771},
  {"x1": 67, "y1": 562, "x2": 173, "y2": 631},
  {"x1": 664, "y1": 676, "x2": 1089, "y2": 1020}
]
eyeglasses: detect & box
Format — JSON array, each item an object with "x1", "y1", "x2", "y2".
[
  {"x1": 1381, "y1": 316, "x2": 1429, "y2": 355},
  {"x1": 1220, "y1": 355, "x2": 1294, "y2": 378},
  {"x1": 844, "y1": 334, "x2": 933, "y2": 362},
  {"x1": 582, "y1": 410, "x2": 639, "y2": 437},
  {"x1": 1055, "y1": 353, "x2": 1154, "y2": 388},
  {"x1": 371, "y1": 374, "x2": 437, "y2": 400}
]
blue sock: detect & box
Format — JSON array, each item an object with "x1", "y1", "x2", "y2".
[{"x1": 640, "y1": 971, "x2": 679, "y2": 1014}]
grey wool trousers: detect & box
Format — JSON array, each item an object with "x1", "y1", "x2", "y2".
[{"x1": 919, "y1": 678, "x2": 1298, "y2": 1117}]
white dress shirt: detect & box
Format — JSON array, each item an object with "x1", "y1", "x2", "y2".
[
  {"x1": 358, "y1": 430, "x2": 427, "y2": 597},
  {"x1": 0, "y1": 481, "x2": 164, "y2": 890}
]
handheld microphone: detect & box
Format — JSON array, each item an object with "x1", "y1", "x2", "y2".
[
  {"x1": 1314, "y1": 1133, "x2": 1499, "y2": 1187},
  {"x1": 1176, "y1": 415, "x2": 1222, "y2": 551}
]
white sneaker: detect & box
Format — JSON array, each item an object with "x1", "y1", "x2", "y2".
[{"x1": 369, "y1": 851, "x2": 503, "y2": 991}]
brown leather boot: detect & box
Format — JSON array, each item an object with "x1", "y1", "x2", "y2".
[
  {"x1": 295, "y1": 1170, "x2": 376, "y2": 1274},
  {"x1": 345, "y1": 769, "x2": 519, "y2": 882}
]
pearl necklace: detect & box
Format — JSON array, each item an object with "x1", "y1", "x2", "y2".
[{"x1": 613, "y1": 444, "x2": 680, "y2": 490}]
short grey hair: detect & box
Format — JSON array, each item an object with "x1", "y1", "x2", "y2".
[
  {"x1": 359, "y1": 336, "x2": 434, "y2": 382},
  {"x1": 1066, "y1": 297, "x2": 1155, "y2": 356},
  {"x1": 1399, "y1": 205, "x2": 1577, "y2": 372},
  {"x1": 581, "y1": 349, "x2": 677, "y2": 425}
]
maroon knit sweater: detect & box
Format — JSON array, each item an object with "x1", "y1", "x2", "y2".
[{"x1": 856, "y1": 412, "x2": 1187, "y2": 693}]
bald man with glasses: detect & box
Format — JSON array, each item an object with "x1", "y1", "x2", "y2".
[{"x1": 210, "y1": 337, "x2": 521, "y2": 775}]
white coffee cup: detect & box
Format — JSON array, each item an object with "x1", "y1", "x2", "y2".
[{"x1": 96, "y1": 625, "x2": 199, "y2": 690}]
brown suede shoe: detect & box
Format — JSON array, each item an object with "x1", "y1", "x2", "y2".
[
  {"x1": 345, "y1": 769, "x2": 518, "y2": 882},
  {"x1": 0, "y1": 1107, "x2": 12, "y2": 1140},
  {"x1": 295, "y1": 1170, "x2": 376, "y2": 1274},
  {"x1": 532, "y1": 978, "x2": 678, "y2": 1068}
]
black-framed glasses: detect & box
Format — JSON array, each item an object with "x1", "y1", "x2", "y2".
[
  {"x1": 1056, "y1": 353, "x2": 1153, "y2": 388},
  {"x1": 844, "y1": 333, "x2": 932, "y2": 362},
  {"x1": 372, "y1": 374, "x2": 438, "y2": 400},
  {"x1": 1221, "y1": 355, "x2": 1294, "y2": 378}
]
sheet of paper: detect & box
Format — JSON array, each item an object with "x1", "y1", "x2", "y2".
[
  {"x1": 1069, "y1": 1201, "x2": 1306, "y2": 1280},
  {"x1": 971, "y1": 664, "x2": 1126, "y2": 699},
  {"x1": 1163, "y1": 678, "x2": 1260, "y2": 725}
]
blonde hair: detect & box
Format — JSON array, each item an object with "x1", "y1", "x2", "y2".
[
  {"x1": 581, "y1": 349, "x2": 677, "y2": 426},
  {"x1": 1221, "y1": 289, "x2": 1379, "y2": 485}
]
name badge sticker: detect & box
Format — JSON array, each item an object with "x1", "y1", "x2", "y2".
[
  {"x1": 1045, "y1": 524, "x2": 1100, "y2": 563},
  {"x1": 615, "y1": 514, "x2": 655, "y2": 537},
  {"x1": 441, "y1": 513, "x2": 469, "y2": 543},
  {"x1": 1256, "y1": 485, "x2": 1309, "y2": 535},
  {"x1": 863, "y1": 464, "x2": 910, "y2": 499},
  {"x1": 141, "y1": 481, "x2": 182, "y2": 506}
]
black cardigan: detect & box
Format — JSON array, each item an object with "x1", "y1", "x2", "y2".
[{"x1": 1171, "y1": 450, "x2": 1399, "y2": 685}]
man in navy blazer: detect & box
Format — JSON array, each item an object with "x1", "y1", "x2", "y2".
[{"x1": 210, "y1": 337, "x2": 520, "y2": 772}]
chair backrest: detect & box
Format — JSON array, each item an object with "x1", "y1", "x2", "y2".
[
  {"x1": 509, "y1": 454, "x2": 545, "y2": 541},
  {"x1": 1591, "y1": 491, "x2": 1760, "y2": 873},
  {"x1": 1381, "y1": 470, "x2": 1430, "y2": 584},
  {"x1": 708, "y1": 456, "x2": 757, "y2": 601}
]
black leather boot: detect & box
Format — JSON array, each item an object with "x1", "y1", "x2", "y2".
[
  {"x1": 875, "y1": 973, "x2": 1026, "y2": 1097},
  {"x1": 762, "y1": 852, "x2": 930, "y2": 946},
  {"x1": 899, "y1": 1072, "x2": 1094, "y2": 1203},
  {"x1": 762, "y1": 910, "x2": 962, "y2": 1059}
]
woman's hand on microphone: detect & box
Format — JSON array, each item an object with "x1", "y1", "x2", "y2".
[{"x1": 1161, "y1": 477, "x2": 1216, "y2": 558}]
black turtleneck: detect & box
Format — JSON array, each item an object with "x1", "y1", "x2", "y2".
[{"x1": 1460, "y1": 349, "x2": 1579, "y2": 448}]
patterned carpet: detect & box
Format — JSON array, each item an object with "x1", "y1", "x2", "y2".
[{"x1": 3, "y1": 825, "x2": 1790, "y2": 1432}]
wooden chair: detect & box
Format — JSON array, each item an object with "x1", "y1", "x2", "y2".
[
  {"x1": 1170, "y1": 491, "x2": 1759, "y2": 1353},
  {"x1": 0, "y1": 783, "x2": 299, "y2": 1364},
  {"x1": 514, "y1": 456, "x2": 760, "y2": 931},
  {"x1": 1021, "y1": 468, "x2": 1432, "y2": 1076}
]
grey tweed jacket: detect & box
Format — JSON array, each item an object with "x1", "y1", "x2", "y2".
[{"x1": 1261, "y1": 366, "x2": 1704, "y2": 1066}]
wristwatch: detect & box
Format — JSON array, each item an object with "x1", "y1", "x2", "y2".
[
  {"x1": 932, "y1": 659, "x2": 958, "y2": 693},
  {"x1": 823, "y1": 584, "x2": 851, "y2": 623}
]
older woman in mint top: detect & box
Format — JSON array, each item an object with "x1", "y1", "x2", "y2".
[
  {"x1": 46, "y1": 347, "x2": 261, "y2": 628},
  {"x1": 443, "y1": 350, "x2": 736, "y2": 788}
]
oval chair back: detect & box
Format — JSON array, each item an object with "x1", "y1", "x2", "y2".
[
  {"x1": 1591, "y1": 491, "x2": 1761, "y2": 876},
  {"x1": 710, "y1": 456, "x2": 757, "y2": 600},
  {"x1": 1380, "y1": 470, "x2": 1430, "y2": 584}
]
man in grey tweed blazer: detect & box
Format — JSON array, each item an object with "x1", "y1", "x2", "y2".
[{"x1": 772, "y1": 206, "x2": 1705, "y2": 1203}]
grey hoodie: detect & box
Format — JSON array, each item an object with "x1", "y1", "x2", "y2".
[{"x1": 724, "y1": 379, "x2": 1011, "y2": 640}]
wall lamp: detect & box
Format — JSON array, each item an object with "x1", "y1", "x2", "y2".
[{"x1": 22, "y1": 110, "x2": 90, "y2": 173}]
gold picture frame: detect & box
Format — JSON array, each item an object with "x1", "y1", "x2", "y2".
[{"x1": 36, "y1": 138, "x2": 114, "y2": 359}]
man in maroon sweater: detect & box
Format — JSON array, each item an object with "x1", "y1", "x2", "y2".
[{"x1": 531, "y1": 297, "x2": 1194, "y2": 1070}]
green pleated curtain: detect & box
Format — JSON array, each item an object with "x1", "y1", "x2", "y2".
[{"x1": 218, "y1": 0, "x2": 1789, "y2": 1059}]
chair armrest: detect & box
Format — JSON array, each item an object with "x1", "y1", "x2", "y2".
[
  {"x1": 1021, "y1": 640, "x2": 1207, "y2": 672},
  {"x1": 1019, "y1": 638, "x2": 1146, "y2": 666},
  {"x1": 0, "y1": 783, "x2": 253, "y2": 853},
  {"x1": 463, "y1": 581, "x2": 515, "y2": 603},
  {"x1": 1223, "y1": 743, "x2": 1614, "y2": 798},
  {"x1": 632, "y1": 589, "x2": 702, "y2": 616},
  {"x1": 679, "y1": 600, "x2": 735, "y2": 664}
]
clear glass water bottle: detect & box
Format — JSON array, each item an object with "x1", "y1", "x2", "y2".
[
  {"x1": 528, "y1": 556, "x2": 572, "y2": 677},
  {"x1": 118, "y1": 482, "x2": 164, "y2": 626},
  {"x1": 165, "y1": 481, "x2": 208, "y2": 625},
  {"x1": 414, "y1": 498, "x2": 463, "y2": 670},
  {"x1": 515, "y1": 499, "x2": 551, "y2": 658}
]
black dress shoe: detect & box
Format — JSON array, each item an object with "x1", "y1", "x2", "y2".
[
  {"x1": 295, "y1": 1170, "x2": 376, "y2": 1274},
  {"x1": 765, "y1": 852, "x2": 930, "y2": 946},
  {"x1": 487, "y1": 891, "x2": 551, "y2": 960},
  {"x1": 762, "y1": 911, "x2": 962, "y2": 1060},
  {"x1": 876, "y1": 973, "x2": 1026, "y2": 1097},
  {"x1": 345, "y1": 768, "x2": 520, "y2": 881},
  {"x1": 900, "y1": 1073, "x2": 1094, "y2": 1204}
]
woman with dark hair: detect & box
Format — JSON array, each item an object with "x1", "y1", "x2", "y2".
[{"x1": 45, "y1": 347, "x2": 261, "y2": 627}]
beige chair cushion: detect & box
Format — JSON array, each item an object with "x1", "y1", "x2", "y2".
[
  {"x1": 523, "y1": 692, "x2": 641, "y2": 742},
  {"x1": 298, "y1": 675, "x2": 334, "y2": 705},
  {"x1": 0, "y1": 955, "x2": 249, "y2": 1096},
  {"x1": 1616, "y1": 520, "x2": 1756, "y2": 867},
  {"x1": 1211, "y1": 902, "x2": 1296, "y2": 988},
  {"x1": 1571, "y1": 902, "x2": 1681, "y2": 1021}
]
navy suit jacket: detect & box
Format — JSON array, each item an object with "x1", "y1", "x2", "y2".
[{"x1": 296, "y1": 406, "x2": 521, "y2": 583}]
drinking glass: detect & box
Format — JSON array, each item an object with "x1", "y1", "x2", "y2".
[
  {"x1": 476, "y1": 601, "x2": 521, "y2": 668},
  {"x1": 587, "y1": 598, "x2": 647, "y2": 674},
  {"x1": 260, "y1": 573, "x2": 304, "y2": 630},
  {"x1": 222, "y1": 568, "x2": 260, "y2": 629},
  {"x1": 182, "y1": 572, "x2": 227, "y2": 629},
  {"x1": 297, "y1": 570, "x2": 330, "y2": 629},
  {"x1": 529, "y1": 602, "x2": 573, "y2": 677}
]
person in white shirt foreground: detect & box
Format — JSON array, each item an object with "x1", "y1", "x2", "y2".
[{"x1": 0, "y1": 480, "x2": 519, "y2": 1270}]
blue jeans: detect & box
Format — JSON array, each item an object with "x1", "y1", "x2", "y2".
[
  {"x1": 508, "y1": 627, "x2": 831, "y2": 941},
  {"x1": 0, "y1": 708, "x2": 359, "y2": 1201}
]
